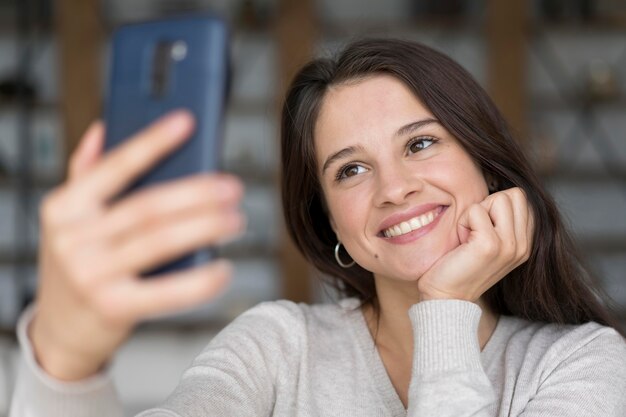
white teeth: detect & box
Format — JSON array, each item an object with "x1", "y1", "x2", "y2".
[{"x1": 383, "y1": 208, "x2": 441, "y2": 238}]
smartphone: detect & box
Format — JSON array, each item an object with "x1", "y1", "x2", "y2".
[{"x1": 104, "y1": 14, "x2": 230, "y2": 277}]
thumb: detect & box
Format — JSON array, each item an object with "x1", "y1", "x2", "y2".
[{"x1": 68, "y1": 120, "x2": 105, "y2": 181}]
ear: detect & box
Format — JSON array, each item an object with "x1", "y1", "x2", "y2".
[
  {"x1": 329, "y1": 214, "x2": 338, "y2": 236},
  {"x1": 483, "y1": 171, "x2": 498, "y2": 194},
  {"x1": 321, "y1": 193, "x2": 338, "y2": 236}
]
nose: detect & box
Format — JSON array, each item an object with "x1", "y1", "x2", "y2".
[{"x1": 373, "y1": 163, "x2": 424, "y2": 207}]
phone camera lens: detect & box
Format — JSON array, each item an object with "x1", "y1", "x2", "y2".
[{"x1": 171, "y1": 41, "x2": 188, "y2": 61}]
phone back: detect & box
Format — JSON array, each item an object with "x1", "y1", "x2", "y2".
[{"x1": 104, "y1": 14, "x2": 230, "y2": 276}]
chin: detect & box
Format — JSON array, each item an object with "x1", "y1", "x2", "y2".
[
  {"x1": 368, "y1": 255, "x2": 436, "y2": 283},
  {"x1": 383, "y1": 239, "x2": 460, "y2": 282}
]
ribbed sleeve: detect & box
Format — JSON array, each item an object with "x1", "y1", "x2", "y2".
[
  {"x1": 9, "y1": 305, "x2": 123, "y2": 417},
  {"x1": 409, "y1": 299, "x2": 483, "y2": 374},
  {"x1": 407, "y1": 299, "x2": 496, "y2": 417}
]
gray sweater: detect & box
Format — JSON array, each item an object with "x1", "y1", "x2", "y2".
[{"x1": 10, "y1": 299, "x2": 626, "y2": 416}]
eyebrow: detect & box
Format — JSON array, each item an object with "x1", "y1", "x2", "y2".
[
  {"x1": 396, "y1": 118, "x2": 439, "y2": 137},
  {"x1": 321, "y1": 118, "x2": 440, "y2": 175}
]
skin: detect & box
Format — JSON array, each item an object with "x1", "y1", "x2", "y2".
[
  {"x1": 31, "y1": 111, "x2": 245, "y2": 380},
  {"x1": 315, "y1": 75, "x2": 532, "y2": 408}
]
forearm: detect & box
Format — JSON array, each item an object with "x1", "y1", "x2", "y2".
[
  {"x1": 407, "y1": 300, "x2": 495, "y2": 417},
  {"x1": 10, "y1": 305, "x2": 124, "y2": 417}
]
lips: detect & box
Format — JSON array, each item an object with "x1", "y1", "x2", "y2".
[
  {"x1": 382, "y1": 206, "x2": 445, "y2": 237},
  {"x1": 377, "y1": 203, "x2": 448, "y2": 238}
]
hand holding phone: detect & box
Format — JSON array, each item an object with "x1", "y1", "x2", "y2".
[
  {"x1": 30, "y1": 14, "x2": 240, "y2": 381},
  {"x1": 104, "y1": 14, "x2": 231, "y2": 276},
  {"x1": 32, "y1": 113, "x2": 244, "y2": 381}
]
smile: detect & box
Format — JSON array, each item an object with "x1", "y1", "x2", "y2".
[{"x1": 382, "y1": 206, "x2": 445, "y2": 238}]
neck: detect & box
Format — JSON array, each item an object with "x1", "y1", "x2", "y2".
[{"x1": 362, "y1": 279, "x2": 499, "y2": 358}]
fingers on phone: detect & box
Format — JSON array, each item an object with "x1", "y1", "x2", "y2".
[
  {"x1": 74, "y1": 110, "x2": 195, "y2": 203},
  {"x1": 134, "y1": 260, "x2": 233, "y2": 319},
  {"x1": 108, "y1": 209, "x2": 245, "y2": 276},
  {"x1": 99, "y1": 175, "x2": 243, "y2": 240},
  {"x1": 97, "y1": 260, "x2": 233, "y2": 323},
  {"x1": 68, "y1": 121, "x2": 105, "y2": 180}
]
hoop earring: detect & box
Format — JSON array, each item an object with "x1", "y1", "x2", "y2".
[{"x1": 334, "y1": 241, "x2": 355, "y2": 268}]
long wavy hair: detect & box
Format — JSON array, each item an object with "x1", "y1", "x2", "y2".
[{"x1": 280, "y1": 38, "x2": 624, "y2": 335}]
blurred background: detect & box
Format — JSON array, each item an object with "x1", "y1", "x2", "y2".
[{"x1": 0, "y1": 0, "x2": 625, "y2": 414}]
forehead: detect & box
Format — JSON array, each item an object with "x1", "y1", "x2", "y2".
[{"x1": 314, "y1": 75, "x2": 434, "y2": 154}]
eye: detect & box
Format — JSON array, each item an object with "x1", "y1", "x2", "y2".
[
  {"x1": 407, "y1": 137, "x2": 437, "y2": 154},
  {"x1": 336, "y1": 163, "x2": 367, "y2": 181}
]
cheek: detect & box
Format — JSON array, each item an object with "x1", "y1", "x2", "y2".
[
  {"x1": 325, "y1": 191, "x2": 365, "y2": 239},
  {"x1": 423, "y1": 157, "x2": 489, "y2": 203}
]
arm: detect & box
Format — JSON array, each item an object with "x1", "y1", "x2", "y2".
[
  {"x1": 11, "y1": 113, "x2": 244, "y2": 417},
  {"x1": 518, "y1": 327, "x2": 626, "y2": 417},
  {"x1": 406, "y1": 300, "x2": 495, "y2": 417},
  {"x1": 12, "y1": 301, "x2": 297, "y2": 417},
  {"x1": 139, "y1": 301, "x2": 298, "y2": 417},
  {"x1": 404, "y1": 189, "x2": 530, "y2": 416},
  {"x1": 10, "y1": 306, "x2": 123, "y2": 417}
]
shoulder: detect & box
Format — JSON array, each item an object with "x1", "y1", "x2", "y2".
[
  {"x1": 492, "y1": 317, "x2": 626, "y2": 415},
  {"x1": 232, "y1": 298, "x2": 351, "y2": 327},
  {"x1": 497, "y1": 315, "x2": 626, "y2": 386},
  {"x1": 206, "y1": 298, "x2": 353, "y2": 349},
  {"x1": 499, "y1": 315, "x2": 626, "y2": 361}
]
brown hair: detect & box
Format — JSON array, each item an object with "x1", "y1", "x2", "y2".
[{"x1": 280, "y1": 38, "x2": 624, "y2": 334}]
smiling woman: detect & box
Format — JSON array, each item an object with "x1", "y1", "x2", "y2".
[
  {"x1": 281, "y1": 38, "x2": 620, "y2": 328},
  {"x1": 280, "y1": 38, "x2": 626, "y2": 412},
  {"x1": 11, "y1": 38, "x2": 626, "y2": 417}
]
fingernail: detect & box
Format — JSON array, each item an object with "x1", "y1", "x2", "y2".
[
  {"x1": 216, "y1": 177, "x2": 243, "y2": 198},
  {"x1": 162, "y1": 110, "x2": 194, "y2": 136}
]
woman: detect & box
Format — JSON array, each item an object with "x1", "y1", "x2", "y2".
[{"x1": 11, "y1": 39, "x2": 626, "y2": 416}]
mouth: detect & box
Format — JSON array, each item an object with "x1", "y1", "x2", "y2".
[{"x1": 379, "y1": 205, "x2": 447, "y2": 238}]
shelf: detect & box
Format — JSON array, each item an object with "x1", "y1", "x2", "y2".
[
  {"x1": 0, "y1": 100, "x2": 58, "y2": 111},
  {"x1": 530, "y1": 95, "x2": 626, "y2": 110},
  {"x1": 225, "y1": 166, "x2": 277, "y2": 184},
  {"x1": 538, "y1": 168, "x2": 626, "y2": 183},
  {"x1": 227, "y1": 99, "x2": 275, "y2": 116},
  {"x1": 528, "y1": 17, "x2": 626, "y2": 33},
  {"x1": 0, "y1": 175, "x2": 62, "y2": 189},
  {"x1": 320, "y1": 16, "x2": 482, "y2": 38},
  {"x1": 0, "y1": 243, "x2": 277, "y2": 267},
  {"x1": 0, "y1": 250, "x2": 37, "y2": 266},
  {"x1": 576, "y1": 237, "x2": 626, "y2": 256}
]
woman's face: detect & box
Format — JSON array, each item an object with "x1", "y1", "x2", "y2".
[{"x1": 315, "y1": 75, "x2": 489, "y2": 282}]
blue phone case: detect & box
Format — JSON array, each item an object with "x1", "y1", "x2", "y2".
[{"x1": 104, "y1": 14, "x2": 230, "y2": 277}]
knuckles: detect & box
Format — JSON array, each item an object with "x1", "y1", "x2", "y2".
[{"x1": 507, "y1": 186, "x2": 527, "y2": 201}]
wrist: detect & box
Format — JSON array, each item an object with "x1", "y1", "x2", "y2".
[
  {"x1": 30, "y1": 314, "x2": 109, "y2": 381},
  {"x1": 419, "y1": 291, "x2": 462, "y2": 302},
  {"x1": 418, "y1": 287, "x2": 478, "y2": 303}
]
